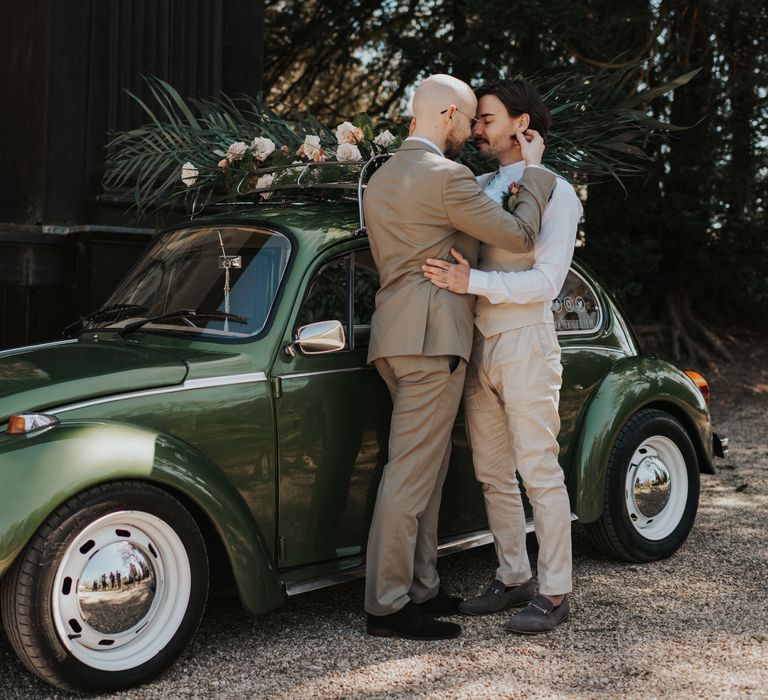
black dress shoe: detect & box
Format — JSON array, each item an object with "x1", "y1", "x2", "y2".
[
  {"x1": 458, "y1": 578, "x2": 535, "y2": 616},
  {"x1": 417, "y1": 587, "x2": 462, "y2": 616},
  {"x1": 506, "y1": 594, "x2": 570, "y2": 635},
  {"x1": 367, "y1": 601, "x2": 462, "y2": 640}
]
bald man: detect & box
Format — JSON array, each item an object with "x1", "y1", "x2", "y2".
[{"x1": 364, "y1": 74, "x2": 556, "y2": 640}]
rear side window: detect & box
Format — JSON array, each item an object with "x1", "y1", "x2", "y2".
[{"x1": 553, "y1": 269, "x2": 603, "y2": 335}]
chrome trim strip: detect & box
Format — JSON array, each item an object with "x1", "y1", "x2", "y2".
[
  {"x1": 53, "y1": 372, "x2": 268, "y2": 415},
  {"x1": 285, "y1": 530, "x2": 494, "y2": 596},
  {"x1": 285, "y1": 566, "x2": 365, "y2": 596},
  {"x1": 284, "y1": 513, "x2": 580, "y2": 596},
  {"x1": 182, "y1": 373, "x2": 268, "y2": 389},
  {"x1": 0, "y1": 339, "x2": 77, "y2": 357},
  {"x1": 279, "y1": 367, "x2": 367, "y2": 380}
]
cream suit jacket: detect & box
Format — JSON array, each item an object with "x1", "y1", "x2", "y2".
[{"x1": 364, "y1": 140, "x2": 556, "y2": 363}]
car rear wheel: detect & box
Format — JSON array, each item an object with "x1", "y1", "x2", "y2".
[
  {"x1": 0, "y1": 481, "x2": 208, "y2": 693},
  {"x1": 585, "y1": 408, "x2": 700, "y2": 562}
]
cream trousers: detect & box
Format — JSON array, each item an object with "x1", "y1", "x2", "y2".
[{"x1": 464, "y1": 323, "x2": 573, "y2": 595}]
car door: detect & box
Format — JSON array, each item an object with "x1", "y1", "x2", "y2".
[{"x1": 272, "y1": 245, "x2": 391, "y2": 568}]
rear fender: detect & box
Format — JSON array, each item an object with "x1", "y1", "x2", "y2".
[
  {"x1": 570, "y1": 356, "x2": 714, "y2": 523},
  {"x1": 0, "y1": 420, "x2": 284, "y2": 614}
]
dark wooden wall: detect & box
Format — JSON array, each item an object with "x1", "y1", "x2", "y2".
[{"x1": 0, "y1": 0, "x2": 264, "y2": 349}]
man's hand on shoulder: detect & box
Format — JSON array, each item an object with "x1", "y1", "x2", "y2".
[{"x1": 422, "y1": 248, "x2": 471, "y2": 294}]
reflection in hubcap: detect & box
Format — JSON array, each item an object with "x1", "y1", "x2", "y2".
[
  {"x1": 79, "y1": 542, "x2": 157, "y2": 635},
  {"x1": 633, "y1": 456, "x2": 672, "y2": 518}
]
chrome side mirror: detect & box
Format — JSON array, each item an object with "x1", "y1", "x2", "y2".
[{"x1": 292, "y1": 320, "x2": 346, "y2": 355}]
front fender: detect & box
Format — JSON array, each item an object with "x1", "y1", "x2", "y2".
[
  {"x1": 0, "y1": 420, "x2": 285, "y2": 615},
  {"x1": 571, "y1": 356, "x2": 714, "y2": 523}
]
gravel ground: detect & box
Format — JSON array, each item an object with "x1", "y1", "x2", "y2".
[{"x1": 2, "y1": 355, "x2": 766, "y2": 699}]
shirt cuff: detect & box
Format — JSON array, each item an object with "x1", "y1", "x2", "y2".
[
  {"x1": 467, "y1": 268, "x2": 492, "y2": 296},
  {"x1": 525, "y1": 164, "x2": 545, "y2": 170}
]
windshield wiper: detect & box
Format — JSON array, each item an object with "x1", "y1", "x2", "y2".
[
  {"x1": 119, "y1": 308, "x2": 248, "y2": 336},
  {"x1": 63, "y1": 304, "x2": 149, "y2": 336}
]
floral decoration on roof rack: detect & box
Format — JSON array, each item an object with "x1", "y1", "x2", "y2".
[
  {"x1": 104, "y1": 66, "x2": 699, "y2": 218},
  {"x1": 104, "y1": 78, "x2": 403, "y2": 216}
]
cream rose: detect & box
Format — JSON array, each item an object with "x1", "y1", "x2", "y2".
[
  {"x1": 250, "y1": 136, "x2": 276, "y2": 161},
  {"x1": 373, "y1": 129, "x2": 397, "y2": 148},
  {"x1": 254, "y1": 173, "x2": 274, "y2": 199},
  {"x1": 181, "y1": 161, "x2": 198, "y2": 187},
  {"x1": 297, "y1": 134, "x2": 323, "y2": 160},
  {"x1": 225, "y1": 141, "x2": 249, "y2": 162},
  {"x1": 335, "y1": 121, "x2": 364, "y2": 144},
  {"x1": 336, "y1": 143, "x2": 363, "y2": 162}
]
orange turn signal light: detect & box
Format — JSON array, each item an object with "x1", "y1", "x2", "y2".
[
  {"x1": 6, "y1": 415, "x2": 28, "y2": 434},
  {"x1": 685, "y1": 371, "x2": 710, "y2": 405},
  {"x1": 6, "y1": 413, "x2": 60, "y2": 434}
]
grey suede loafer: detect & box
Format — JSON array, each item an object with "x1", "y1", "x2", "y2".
[
  {"x1": 506, "y1": 594, "x2": 570, "y2": 634},
  {"x1": 458, "y1": 578, "x2": 536, "y2": 616}
]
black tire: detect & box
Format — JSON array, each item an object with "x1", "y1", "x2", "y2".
[
  {"x1": 585, "y1": 408, "x2": 700, "y2": 562},
  {"x1": 0, "y1": 481, "x2": 208, "y2": 693}
]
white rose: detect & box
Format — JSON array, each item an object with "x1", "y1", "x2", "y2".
[
  {"x1": 255, "y1": 173, "x2": 274, "y2": 199},
  {"x1": 225, "y1": 141, "x2": 249, "y2": 162},
  {"x1": 250, "y1": 136, "x2": 276, "y2": 161},
  {"x1": 373, "y1": 129, "x2": 397, "y2": 148},
  {"x1": 335, "y1": 121, "x2": 364, "y2": 144},
  {"x1": 336, "y1": 143, "x2": 363, "y2": 162},
  {"x1": 181, "y1": 161, "x2": 198, "y2": 187}
]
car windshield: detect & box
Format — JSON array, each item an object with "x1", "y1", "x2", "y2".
[{"x1": 90, "y1": 226, "x2": 291, "y2": 338}]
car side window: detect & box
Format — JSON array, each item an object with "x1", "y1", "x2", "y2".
[
  {"x1": 296, "y1": 256, "x2": 351, "y2": 350},
  {"x1": 553, "y1": 269, "x2": 603, "y2": 335}
]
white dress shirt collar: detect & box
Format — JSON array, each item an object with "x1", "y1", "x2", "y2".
[
  {"x1": 403, "y1": 136, "x2": 444, "y2": 157},
  {"x1": 497, "y1": 160, "x2": 526, "y2": 181}
]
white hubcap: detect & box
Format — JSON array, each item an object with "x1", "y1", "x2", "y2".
[
  {"x1": 625, "y1": 436, "x2": 688, "y2": 540},
  {"x1": 52, "y1": 511, "x2": 191, "y2": 672}
]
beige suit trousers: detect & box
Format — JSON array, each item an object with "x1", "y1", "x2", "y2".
[
  {"x1": 365, "y1": 354, "x2": 466, "y2": 615},
  {"x1": 464, "y1": 323, "x2": 573, "y2": 595}
]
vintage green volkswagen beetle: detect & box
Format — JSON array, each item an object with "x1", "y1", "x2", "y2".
[{"x1": 0, "y1": 199, "x2": 726, "y2": 692}]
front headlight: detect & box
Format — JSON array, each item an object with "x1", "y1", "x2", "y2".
[{"x1": 6, "y1": 413, "x2": 60, "y2": 435}]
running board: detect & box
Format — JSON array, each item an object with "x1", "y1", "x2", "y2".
[{"x1": 284, "y1": 513, "x2": 579, "y2": 597}]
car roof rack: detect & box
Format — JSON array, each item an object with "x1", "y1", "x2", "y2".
[{"x1": 220, "y1": 154, "x2": 392, "y2": 237}]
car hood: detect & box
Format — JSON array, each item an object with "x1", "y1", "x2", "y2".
[{"x1": 0, "y1": 340, "x2": 188, "y2": 422}]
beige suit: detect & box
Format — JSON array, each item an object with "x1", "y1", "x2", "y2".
[{"x1": 364, "y1": 140, "x2": 555, "y2": 615}]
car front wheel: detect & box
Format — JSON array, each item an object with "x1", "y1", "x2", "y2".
[
  {"x1": 585, "y1": 408, "x2": 700, "y2": 562},
  {"x1": 0, "y1": 481, "x2": 208, "y2": 693}
]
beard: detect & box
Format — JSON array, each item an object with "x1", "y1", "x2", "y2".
[
  {"x1": 474, "y1": 138, "x2": 495, "y2": 161},
  {"x1": 443, "y1": 131, "x2": 468, "y2": 160},
  {"x1": 475, "y1": 134, "x2": 518, "y2": 161}
]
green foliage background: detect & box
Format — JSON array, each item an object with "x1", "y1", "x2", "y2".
[{"x1": 264, "y1": 0, "x2": 768, "y2": 331}]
